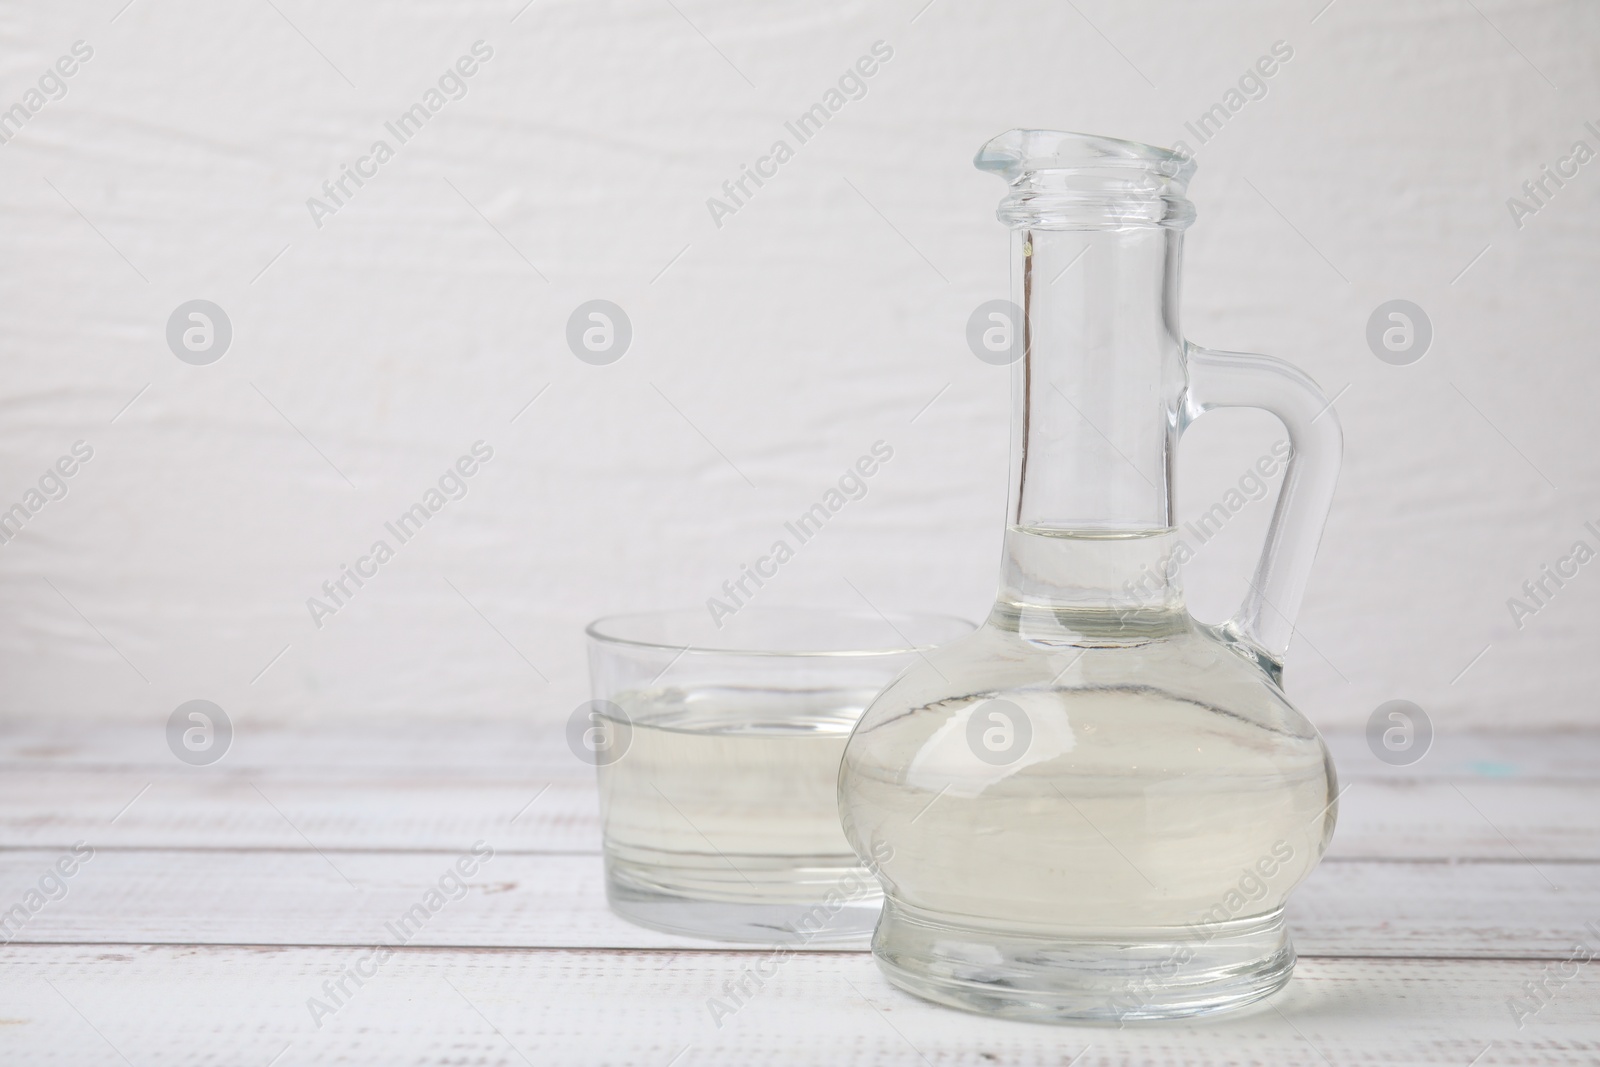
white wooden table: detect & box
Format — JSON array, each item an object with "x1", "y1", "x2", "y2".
[{"x1": 1, "y1": 721, "x2": 1595, "y2": 1065}]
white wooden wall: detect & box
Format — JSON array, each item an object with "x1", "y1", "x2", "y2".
[{"x1": 0, "y1": 0, "x2": 1596, "y2": 731}]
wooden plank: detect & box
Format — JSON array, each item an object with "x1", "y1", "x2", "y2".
[
  {"x1": 3, "y1": 721, "x2": 1596, "y2": 779},
  {"x1": 2, "y1": 725, "x2": 1594, "y2": 863},
  {"x1": 0, "y1": 848, "x2": 1594, "y2": 959},
  {"x1": 0, "y1": 718, "x2": 565, "y2": 775},
  {"x1": 0, "y1": 725, "x2": 1592, "y2": 1061},
  {"x1": 0, "y1": 772, "x2": 596, "y2": 854},
  {"x1": 1320, "y1": 729, "x2": 1600, "y2": 780},
  {"x1": 1, "y1": 768, "x2": 1596, "y2": 862},
  {"x1": 1329, "y1": 776, "x2": 1600, "y2": 861},
  {"x1": 0, "y1": 945, "x2": 1594, "y2": 1065}
]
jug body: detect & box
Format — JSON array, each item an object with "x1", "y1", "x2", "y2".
[
  {"x1": 838, "y1": 555, "x2": 1336, "y2": 1022},
  {"x1": 837, "y1": 131, "x2": 1342, "y2": 1022}
]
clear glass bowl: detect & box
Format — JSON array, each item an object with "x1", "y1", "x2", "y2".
[{"x1": 585, "y1": 606, "x2": 972, "y2": 944}]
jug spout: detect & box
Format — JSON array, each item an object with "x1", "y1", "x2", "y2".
[
  {"x1": 975, "y1": 129, "x2": 1196, "y2": 230},
  {"x1": 975, "y1": 129, "x2": 1195, "y2": 182}
]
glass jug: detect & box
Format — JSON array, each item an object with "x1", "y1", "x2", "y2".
[{"x1": 838, "y1": 130, "x2": 1342, "y2": 1022}]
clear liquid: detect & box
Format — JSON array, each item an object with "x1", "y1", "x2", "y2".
[
  {"x1": 843, "y1": 673, "x2": 1331, "y2": 924},
  {"x1": 598, "y1": 685, "x2": 883, "y2": 941},
  {"x1": 838, "y1": 526, "x2": 1337, "y2": 1018}
]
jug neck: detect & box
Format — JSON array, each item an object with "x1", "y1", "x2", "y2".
[
  {"x1": 977, "y1": 131, "x2": 1196, "y2": 624},
  {"x1": 994, "y1": 223, "x2": 1191, "y2": 627},
  {"x1": 1003, "y1": 224, "x2": 1185, "y2": 532}
]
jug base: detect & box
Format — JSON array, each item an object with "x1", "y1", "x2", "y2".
[{"x1": 872, "y1": 896, "x2": 1295, "y2": 1023}]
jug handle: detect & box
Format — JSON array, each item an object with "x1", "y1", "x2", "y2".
[{"x1": 1180, "y1": 343, "x2": 1343, "y2": 679}]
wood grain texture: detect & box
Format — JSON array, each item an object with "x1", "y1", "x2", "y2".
[
  {"x1": 4, "y1": 772, "x2": 1598, "y2": 860},
  {"x1": 1, "y1": 722, "x2": 1595, "y2": 1063},
  {"x1": 2, "y1": 946, "x2": 1595, "y2": 1066},
  {"x1": 0, "y1": 849, "x2": 1594, "y2": 960},
  {"x1": 0, "y1": 727, "x2": 1595, "y2": 860},
  {"x1": 7, "y1": 722, "x2": 1597, "y2": 776}
]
